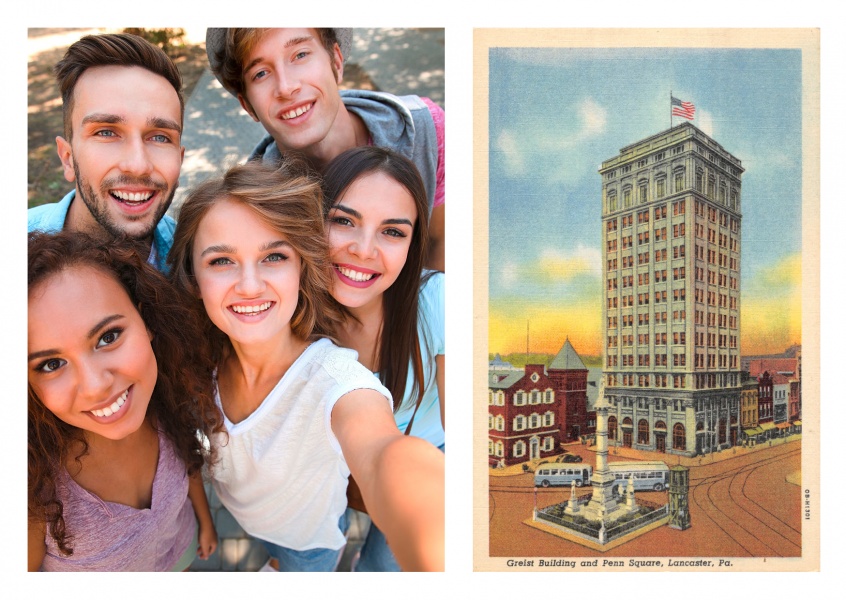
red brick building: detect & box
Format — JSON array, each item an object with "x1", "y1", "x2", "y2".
[
  {"x1": 487, "y1": 340, "x2": 592, "y2": 467},
  {"x1": 547, "y1": 339, "x2": 590, "y2": 443}
]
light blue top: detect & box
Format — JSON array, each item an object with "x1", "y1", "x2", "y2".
[
  {"x1": 27, "y1": 190, "x2": 177, "y2": 274},
  {"x1": 391, "y1": 271, "x2": 445, "y2": 447}
]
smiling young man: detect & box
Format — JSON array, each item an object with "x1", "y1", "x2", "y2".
[
  {"x1": 28, "y1": 33, "x2": 185, "y2": 273},
  {"x1": 205, "y1": 28, "x2": 445, "y2": 272}
]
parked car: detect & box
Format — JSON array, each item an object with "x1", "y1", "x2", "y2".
[{"x1": 562, "y1": 454, "x2": 583, "y2": 463}]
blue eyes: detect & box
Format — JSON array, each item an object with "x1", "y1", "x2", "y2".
[{"x1": 208, "y1": 254, "x2": 288, "y2": 267}]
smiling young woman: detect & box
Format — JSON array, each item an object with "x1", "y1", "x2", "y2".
[{"x1": 322, "y1": 147, "x2": 445, "y2": 571}]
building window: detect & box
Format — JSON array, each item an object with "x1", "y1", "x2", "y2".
[
  {"x1": 514, "y1": 415, "x2": 525, "y2": 431},
  {"x1": 543, "y1": 436, "x2": 555, "y2": 451},
  {"x1": 674, "y1": 170, "x2": 685, "y2": 192},
  {"x1": 514, "y1": 441, "x2": 526, "y2": 458},
  {"x1": 608, "y1": 415, "x2": 618, "y2": 441},
  {"x1": 638, "y1": 419, "x2": 649, "y2": 445},
  {"x1": 544, "y1": 389, "x2": 554, "y2": 403},
  {"x1": 495, "y1": 415, "x2": 505, "y2": 431},
  {"x1": 673, "y1": 423, "x2": 686, "y2": 450},
  {"x1": 488, "y1": 414, "x2": 493, "y2": 429},
  {"x1": 657, "y1": 179, "x2": 666, "y2": 198},
  {"x1": 530, "y1": 390, "x2": 541, "y2": 405},
  {"x1": 495, "y1": 441, "x2": 504, "y2": 457},
  {"x1": 497, "y1": 391, "x2": 505, "y2": 406},
  {"x1": 543, "y1": 411, "x2": 554, "y2": 427},
  {"x1": 530, "y1": 414, "x2": 540, "y2": 429},
  {"x1": 514, "y1": 391, "x2": 526, "y2": 406}
]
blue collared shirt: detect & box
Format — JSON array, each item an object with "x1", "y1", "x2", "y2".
[{"x1": 28, "y1": 190, "x2": 176, "y2": 274}]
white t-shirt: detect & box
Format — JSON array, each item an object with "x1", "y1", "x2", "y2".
[{"x1": 208, "y1": 338, "x2": 392, "y2": 550}]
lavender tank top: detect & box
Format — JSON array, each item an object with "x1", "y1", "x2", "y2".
[{"x1": 41, "y1": 430, "x2": 196, "y2": 571}]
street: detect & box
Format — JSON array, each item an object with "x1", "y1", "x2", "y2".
[{"x1": 489, "y1": 439, "x2": 801, "y2": 557}]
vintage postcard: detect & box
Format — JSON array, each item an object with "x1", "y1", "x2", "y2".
[{"x1": 474, "y1": 29, "x2": 819, "y2": 572}]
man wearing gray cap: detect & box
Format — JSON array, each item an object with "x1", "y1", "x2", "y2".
[{"x1": 206, "y1": 28, "x2": 445, "y2": 272}]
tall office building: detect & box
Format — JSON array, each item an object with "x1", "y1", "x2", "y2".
[{"x1": 600, "y1": 122, "x2": 742, "y2": 456}]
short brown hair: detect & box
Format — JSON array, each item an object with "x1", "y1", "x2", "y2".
[
  {"x1": 211, "y1": 28, "x2": 339, "y2": 98},
  {"x1": 168, "y1": 160, "x2": 343, "y2": 360},
  {"x1": 54, "y1": 33, "x2": 184, "y2": 140}
]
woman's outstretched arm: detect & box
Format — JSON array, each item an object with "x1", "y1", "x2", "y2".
[{"x1": 332, "y1": 389, "x2": 444, "y2": 571}]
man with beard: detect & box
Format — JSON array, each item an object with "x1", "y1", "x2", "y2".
[{"x1": 28, "y1": 33, "x2": 184, "y2": 273}]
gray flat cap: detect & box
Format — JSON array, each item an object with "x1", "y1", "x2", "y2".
[{"x1": 205, "y1": 28, "x2": 353, "y2": 96}]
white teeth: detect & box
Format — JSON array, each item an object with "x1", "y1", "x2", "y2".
[
  {"x1": 337, "y1": 266, "x2": 376, "y2": 282},
  {"x1": 281, "y1": 103, "x2": 312, "y2": 120},
  {"x1": 91, "y1": 389, "x2": 128, "y2": 418},
  {"x1": 231, "y1": 302, "x2": 272, "y2": 314},
  {"x1": 112, "y1": 190, "x2": 154, "y2": 203}
]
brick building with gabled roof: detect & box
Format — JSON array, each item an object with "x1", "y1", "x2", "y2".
[{"x1": 547, "y1": 338, "x2": 590, "y2": 443}]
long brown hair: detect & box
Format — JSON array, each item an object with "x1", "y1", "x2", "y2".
[
  {"x1": 27, "y1": 230, "x2": 223, "y2": 556},
  {"x1": 168, "y1": 160, "x2": 343, "y2": 362},
  {"x1": 321, "y1": 146, "x2": 432, "y2": 412}
]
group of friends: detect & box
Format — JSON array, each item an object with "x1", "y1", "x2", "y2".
[{"x1": 27, "y1": 28, "x2": 445, "y2": 572}]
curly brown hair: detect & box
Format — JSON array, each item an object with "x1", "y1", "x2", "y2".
[
  {"x1": 168, "y1": 159, "x2": 343, "y2": 363},
  {"x1": 27, "y1": 230, "x2": 224, "y2": 556}
]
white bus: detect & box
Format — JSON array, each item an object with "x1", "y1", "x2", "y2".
[
  {"x1": 534, "y1": 464, "x2": 593, "y2": 487},
  {"x1": 609, "y1": 461, "x2": 669, "y2": 492}
]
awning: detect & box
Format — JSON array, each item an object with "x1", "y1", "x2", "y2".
[
  {"x1": 743, "y1": 427, "x2": 763, "y2": 436},
  {"x1": 792, "y1": 420, "x2": 802, "y2": 426},
  {"x1": 759, "y1": 422, "x2": 776, "y2": 431},
  {"x1": 776, "y1": 423, "x2": 791, "y2": 430}
]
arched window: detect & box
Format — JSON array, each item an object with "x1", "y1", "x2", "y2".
[
  {"x1": 488, "y1": 440, "x2": 494, "y2": 455},
  {"x1": 530, "y1": 413, "x2": 540, "y2": 429},
  {"x1": 495, "y1": 441, "x2": 504, "y2": 457},
  {"x1": 608, "y1": 415, "x2": 618, "y2": 441},
  {"x1": 673, "y1": 423, "x2": 686, "y2": 450},
  {"x1": 514, "y1": 441, "x2": 526, "y2": 457},
  {"x1": 638, "y1": 419, "x2": 650, "y2": 445},
  {"x1": 514, "y1": 415, "x2": 525, "y2": 431},
  {"x1": 495, "y1": 415, "x2": 505, "y2": 431},
  {"x1": 488, "y1": 414, "x2": 493, "y2": 429}
]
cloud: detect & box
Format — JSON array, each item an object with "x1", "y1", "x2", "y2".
[
  {"x1": 492, "y1": 97, "x2": 608, "y2": 183},
  {"x1": 537, "y1": 245, "x2": 602, "y2": 282},
  {"x1": 698, "y1": 109, "x2": 713, "y2": 137},
  {"x1": 494, "y1": 129, "x2": 527, "y2": 177},
  {"x1": 741, "y1": 253, "x2": 802, "y2": 354},
  {"x1": 489, "y1": 302, "x2": 603, "y2": 356}
]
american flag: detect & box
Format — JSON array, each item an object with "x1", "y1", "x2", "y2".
[{"x1": 671, "y1": 96, "x2": 695, "y2": 120}]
